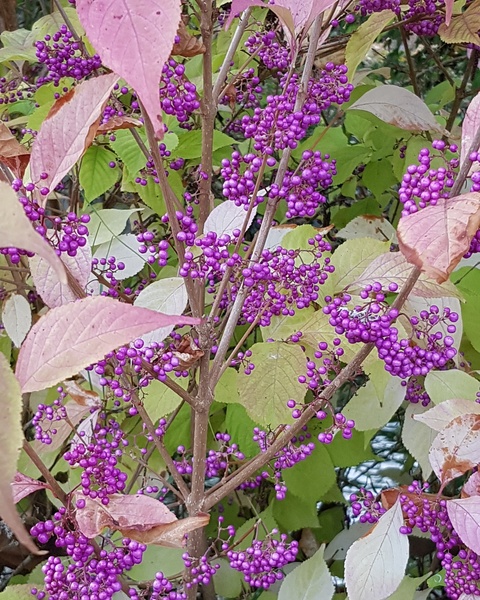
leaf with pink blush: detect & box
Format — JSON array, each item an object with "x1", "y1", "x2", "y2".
[
  {"x1": 30, "y1": 73, "x2": 118, "y2": 200},
  {"x1": 445, "y1": 0, "x2": 454, "y2": 25},
  {"x1": 462, "y1": 471, "x2": 480, "y2": 498},
  {"x1": 0, "y1": 353, "x2": 40, "y2": 555},
  {"x1": 76, "y1": 0, "x2": 182, "y2": 138},
  {"x1": 461, "y1": 92, "x2": 480, "y2": 171},
  {"x1": 11, "y1": 472, "x2": 51, "y2": 504},
  {"x1": 413, "y1": 398, "x2": 480, "y2": 432},
  {"x1": 0, "y1": 181, "x2": 66, "y2": 284},
  {"x1": 344, "y1": 499, "x2": 408, "y2": 600},
  {"x1": 429, "y1": 413, "x2": 480, "y2": 485},
  {"x1": 15, "y1": 296, "x2": 200, "y2": 393},
  {"x1": 29, "y1": 238, "x2": 92, "y2": 308},
  {"x1": 397, "y1": 193, "x2": 480, "y2": 283},
  {"x1": 350, "y1": 251, "x2": 463, "y2": 299},
  {"x1": 447, "y1": 497, "x2": 480, "y2": 554}
]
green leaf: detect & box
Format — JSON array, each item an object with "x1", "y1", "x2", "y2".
[
  {"x1": 173, "y1": 130, "x2": 235, "y2": 160},
  {"x1": 129, "y1": 546, "x2": 184, "y2": 581},
  {"x1": 213, "y1": 559, "x2": 244, "y2": 598},
  {"x1": 343, "y1": 360, "x2": 405, "y2": 431},
  {"x1": 225, "y1": 403, "x2": 260, "y2": 459},
  {"x1": 454, "y1": 266, "x2": 480, "y2": 352},
  {"x1": 30, "y1": 8, "x2": 84, "y2": 42},
  {"x1": 283, "y1": 444, "x2": 336, "y2": 503},
  {"x1": 237, "y1": 342, "x2": 306, "y2": 427},
  {"x1": 0, "y1": 585, "x2": 38, "y2": 599},
  {"x1": 385, "y1": 573, "x2": 431, "y2": 599},
  {"x1": 332, "y1": 198, "x2": 383, "y2": 229},
  {"x1": 87, "y1": 208, "x2": 141, "y2": 246},
  {"x1": 326, "y1": 429, "x2": 378, "y2": 467},
  {"x1": 235, "y1": 506, "x2": 278, "y2": 550},
  {"x1": 278, "y1": 545, "x2": 334, "y2": 600},
  {"x1": 424, "y1": 370, "x2": 480, "y2": 405},
  {"x1": 273, "y1": 490, "x2": 319, "y2": 530},
  {"x1": 331, "y1": 238, "x2": 390, "y2": 292},
  {"x1": 425, "y1": 80, "x2": 455, "y2": 110},
  {"x1": 141, "y1": 377, "x2": 186, "y2": 423},
  {"x1": 79, "y1": 146, "x2": 120, "y2": 203},
  {"x1": 345, "y1": 11, "x2": 395, "y2": 78},
  {"x1": 214, "y1": 367, "x2": 240, "y2": 404},
  {"x1": 280, "y1": 225, "x2": 320, "y2": 252},
  {"x1": 0, "y1": 29, "x2": 37, "y2": 63},
  {"x1": 361, "y1": 159, "x2": 397, "y2": 197},
  {"x1": 134, "y1": 177, "x2": 166, "y2": 216},
  {"x1": 332, "y1": 146, "x2": 372, "y2": 185},
  {"x1": 0, "y1": 332, "x2": 12, "y2": 361},
  {"x1": 111, "y1": 128, "x2": 147, "y2": 175},
  {"x1": 163, "y1": 403, "x2": 191, "y2": 453}
]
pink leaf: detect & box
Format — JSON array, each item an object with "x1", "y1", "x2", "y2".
[
  {"x1": 0, "y1": 182, "x2": 66, "y2": 284},
  {"x1": 11, "y1": 472, "x2": 51, "y2": 504},
  {"x1": 30, "y1": 73, "x2": 119, "y2": 200},
  {"x1": 74, "y1": 492, "x2": 208, "y2": 546},
  {"x1": 29, "y1": 239, "x2": 92, "y2": 308},
  {"x1": 461, "y1": 92, "x2": 480, "y2": 171},
  {"x1": 15, "y1": 296, "x2": 200, "y2": 393},
  {"x1": 350, "y1": 252, "x2": 463, "y2": 299},
  {"x1": 76, "y1": 0, "x2": 182, "y2": 138},
  {"x1": 429, "y1": 413, "x2": 480, "y2": 485},
  {"x1": 445, "y1": 0, "x2": 454, "y2": 25},
  {"x1": 462, "y1": 471, "x2": 480, "y2": 498},
  {"x1": 447, "y1": 497, "x2": 480, "y2": 553},
  {"x1": 414, "y1": 398, "x2": 480, "y2": 432},
  {"x1": 344, "y1": 499, "x2": 408, "y2": 600},
  {"x1": 0, "y1": 354, "x2": 40, "y2": 554},
  {"x1": 397, "y1": 193, "x2": 480, "y2": 283}
]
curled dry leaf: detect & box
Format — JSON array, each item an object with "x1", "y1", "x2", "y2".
[
  {"x1": 349, "y1": 85, "x2": 445, "y2": 134},
  {"x1": 11, "y1": 472, "x2": 51, "y2": 504},
  {"x1": 63, "y1": 380, "x2": 101, "y2": 408},
  {"x1": 172, "y1": 21, "x2": 206, "y2": 57},
  {"x1": 96, "y1": 116, "x2": 143, "y2": 134},
  {"x1": 75, "y1": 493, "x2": 209, "y2": 546},
  {"x1": 0, "y1": 182, "x2": 66, "y2": 284},
  {"x1": 350, "y1": 251, "x2": 463, "y2": 299},
  {"x1": 397, "y1": 193, "x2": 480, "y2": 283},
  {"x1": 76, "y1": 0, "x2": 182, "y2": 138},
  {"x1": 0, "y1": 122, "x2": 30, "y2": 178},
  {"x1": 15, "y1": 296, "x2": 200, "y2": 393},
  {"x1": 30, "y1": 73, "x2": 119, "y2": 201},
  {"x1": 429, "y1": 413, "x2": 480, "y2": 485}
]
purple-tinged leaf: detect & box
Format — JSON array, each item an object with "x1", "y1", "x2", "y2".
[
  {"x1": 2, "y1": 294, "x2": 32, "y2": 348},
  {"x1": 462, "y1": 471, "x2": 480, "y2": 498},
  {"x1": 413, "y1": 398, "x2": 480, "y2": 432},
  {"x1": 445, "y1": 0, "x2": 454, "y2": 25},
  {"x1": 0, "y1": 181, "x2": 66, "y2": 284},
  {"x1": 447, "y1": 497, "x2": 480, "y2": 553},
  {"x1": 30, "y1": 239, "x2": 92, "y2": 308},
  {"x1": 398, "y1": 193, "x2": 480, "y2": 283},
  {"x1": 15, "y1": 296, "x2": 200, "y2": 393},
  {"x1": 351, "y1": 252, "x2": 463, "y2": 299},
  {"x1": 0, "y1": 354, "x2": 39, "y2": 554},
  {"x1": 461, "y1": 92, "x2": 480, "y2": 171},
  {"x1": 30, "y1": 73, "x2": 118, "y2": 200},
  {"x1": 345, "y1": 499, "x2": 408, "y2": 600},
  {"x1": 429, "y1": 413, "x2": 480, "y2": 485},
  {"x1": 76, "y1": 0, "x2": 182, "y2": 138},
  {"x1": 349, "y1": 85, "x2": 445, "y2": 134},
  {"x1": 11, "y1": 472, "x2": 51, "y2": 504}
]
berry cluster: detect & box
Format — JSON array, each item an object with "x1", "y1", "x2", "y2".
[
  {"x1": 35, "y1": 26, "x2": 102, "y2": 86},
  {"x1": 30, "y1": 507, "x2": 145, "y2": 600},
  {"x1": 159, "y1": 59, "x2": 200, "y2": 128},
  {"x1": 182, "y1": 552, "x2": 220, "y2": 588},
  {"x1": 268, "y1": 150, "x2": 336, "y2": 219},
  {"x1": 206, "y1": 433, "x2": 245, "y2": 478},
  {"x1": 63, "y1": 419, "x2": 128, "y2": 503},
  {"x1": 350, "y1": 488, "x2": 387, "y2": 524},
  {"x1": 325, "y1": 284, "x2": 458, "y2": 380},
  {"x1": 244, "y1": 29, "x2": 290, "y2": 75},
  {"x1": 32, "y1": 391, "x2": 68, "y2": 445},
  {"x1": 227, "y1": 531, "x2": 299, "y2": 589},
  {"x1": 221, "y1": 151, "x2": 276, "y2": 207}
]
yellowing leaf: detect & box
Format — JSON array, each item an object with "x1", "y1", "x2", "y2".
[
  {"x1": 439, "y1": 0, "x2": 480, "y2": 44},
  {"x1": 345, "y1": 11, "x2": 395, "y2": 79}
]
